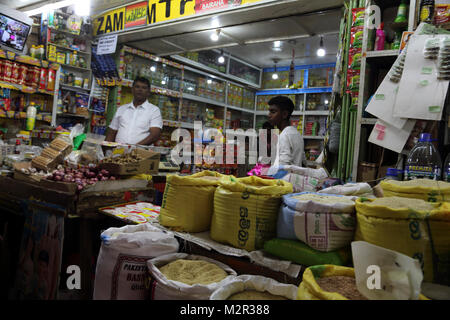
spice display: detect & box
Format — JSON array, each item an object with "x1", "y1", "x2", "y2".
[{"x1": 102, "y1": 149, "x2": 144, "y2": 164}]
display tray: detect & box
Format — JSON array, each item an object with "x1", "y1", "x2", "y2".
[{"x1": 99, "y1": 201, "x2": 161, "y2": 224}]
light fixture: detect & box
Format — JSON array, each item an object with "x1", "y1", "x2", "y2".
[
  {"x1": 272, "y1": 59, "x2": 279, "y2": 80},
  {"x1": 24, "y1": 0, "x2": 91, "y2": 16},
  {"x1": 211, "y1": 16, "x2": 220, "y2": 28},
  {"x1": 272, "y1": 40, "x2": 282, "y2": 52},
  {"x1": 210, "y1": 29, "x2": 221, "y2": 42},
  {"x1": 325, "y1": 99, "x2": 329, "y2": 105},
  {"x1": 218, "y1": 50, "x2": 225, "y2": 64},
  {"x1": 150, "y1": 66, "x2": 156, "y2": 72},
  {"x1": 317, "y1": 36, "x2": 326, "y2": 57},
  {"x1": 161, "y1": 80, "x2": 166, "y2": 85},
  {"x1": 207, "y1": 79, "x2": 213, "y2": 84}
]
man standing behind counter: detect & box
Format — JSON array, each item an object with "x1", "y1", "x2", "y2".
[{"x1": 105, "y1": 77, "x2": 162, "y2": 145}]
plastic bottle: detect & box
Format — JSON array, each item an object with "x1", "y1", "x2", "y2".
[
  {"x1": 385, "y1": 168, "x2": 400, "y2": 180},
  {"x1": 405, "y1": 133, "x2": 442, "y2": 180},
  {"x1": 26, "y1": 102, "x2": 37, "y2": 131},
  {"x1": 444, "y1": 153, "x2": 450, "y2": 182},
  {"x1": 395, "y1": 0, "x2": 408, "y2": 23},
  {"x1": 392, "y1": 31, "x2": 403, "y2": 50},
  {"x1": 30, "y1": 45, "x2": 36, "y2": 58},
  {"x1": 375, "y1": 23, "x2": 386, "y2": 51}
]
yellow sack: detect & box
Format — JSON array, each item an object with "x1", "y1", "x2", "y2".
[
  {"x1": 380, "y1": 179, "x2": 450, "y2": 202},
  {"x1": 355, "y1": 198, "x2": 450, "y2": 285},
  {"x1": 159, "y1": 171, "x2": 226, "y2": 233},
  {"x1": 297, "y1": 265, "x2": 429, "y2": 300},
  {"x1": 210, "y1": 176, "x2": 293, "y2": 251}
]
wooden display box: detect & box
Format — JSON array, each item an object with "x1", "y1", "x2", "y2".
[{"x1": 99, "y1": 149, "x2": 160, "y2": 176}]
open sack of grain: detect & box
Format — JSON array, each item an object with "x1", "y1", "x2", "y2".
[
  {"x1": 380, "y1": 179, "x2": 450, "y2": 202},
  {"x1": 210, "y1": 275, "x2": 298, "y2": 300},
  {"x1": 277, "y1": 192, "x2": 356, "y2": 252},
  {"x1": 270, "y1": 165, "x2": 329, "y2": 193},
  {"x1": 355, "y1": 197, "x2": 450, "y2": 285},
  {"x1": 210, "y1": 176, "x2": 293, "y2": 251},
  {"x1": 318, "y1": 182, "x2": 375, "y2": 198},
  {"x1": 93, "y1": 224, "x2": 179, "y2": 300},
  {"x1": 146, "y1": 253, "x2": 237, "y2": 300},
  {"x1": 159, "y1": 171, "x2": 226, "y2": 232}
]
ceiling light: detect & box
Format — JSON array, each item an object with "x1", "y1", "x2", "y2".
[
  {"x1": 272, "y1": 60, "x2": 279, "y2": 80},
  {"x1": 218, "y1": 50, "x2": 225, "y2": 64},
  {"x1": 317, "y1": 36, "x2": 326, "y2": 57},
  {"x1": 161, "y1": 80, "x2": 166, "y2": 85},
  {"x1": 210, "y1": 29, "x2": 221, "y2": 42},
  {"x1": 272, "y1": 73, "x2": 279, "y2": 80},
  {"x1": 24, "y1": 0, "x2": 87, "y2": 16},
  {"x1": 207, "y1": 79, "x2": 212, "y2": 84},
  {"x1": 211, "y1": 17, "x2": 220, "y2": 28},
  {"x1": 154, "y1": 57, "x2": 160, "y2": 62},
  {"x1": 325, "y1": 99, "x2": 329, "y2": 104},
  {"x1": 75, "y1": 0, "x2": 91, "y2": 16},
  {"x1": 150, "y1": 66, "x2": 156, "y2": 72},
  {"x1": 273, "y1": 41, "x2": 282, "y2": 48}
]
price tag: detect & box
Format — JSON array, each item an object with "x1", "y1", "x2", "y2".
[{"x1": 421, "y1": 67, "x2": 433, "y2": 75}]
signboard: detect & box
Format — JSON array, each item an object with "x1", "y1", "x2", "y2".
[
  {"x1": 94, "y1": 0, "x2": 270, "y2": 36},
  {"x1": 97, "y1": 34, "x2": 118, "y2": 55},
  {"x1": 125, "y1": 2, "x2": 149, "y2": 28}
]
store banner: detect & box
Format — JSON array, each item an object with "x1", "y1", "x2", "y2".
[
  {"x1": 125, "y1": 2, "x2": 149, "y2": 28},
  {"x1": 94, "y1": 0, "x2": 269, "y2": 35}
]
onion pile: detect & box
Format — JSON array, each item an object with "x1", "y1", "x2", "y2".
[{"x1": 46, "y1": 166, "x2": 117, "y2": 191}]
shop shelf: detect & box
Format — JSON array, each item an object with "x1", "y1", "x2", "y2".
[
  {"x1": 0, "y1": 48, "x2": 53, "y2": 69},
  {"x1": 366, "y1": 50, "x2": 399, "y2": 58},
  {"x1": 60, "y1": 84, "x2": 91, "y2": 93},
  {"x1": 183, "y1": 93, "x2": 226, "y2": 107},
  {"x1": 60, "y1": 63, "x2": 91, "y2": 72},
  {"x1": 304, "y1": 110, "x2": 329, "y2": 116},
  {"x1": 0, "y1": 110, "x2": 52, "y2": 123},
  {"x1": 256, "y1": 87, "x2": 332, "y2": 96},
  {"x1": 303, "y1": 135, "x2": 325, "y2": 140},
  {"x1": 0, "y1": 80, "x2": 54, "y2": 96},
  {"x1": 226, "y1": 105, "x2": 254, "y2": 114},
  {"x1": 57, "y1": 113, "x2": 90, "y2": 119},
  {"x1": 48, "y1": 43, "x2": 90, "y2": 55}
]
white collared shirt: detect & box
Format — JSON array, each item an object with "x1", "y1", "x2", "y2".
[
  {"x1": 109, "y1": 100, "x2": 163, "y2": 145},
  {"x1": 267, "y1": 126, "x2": 304, "y2": 175}
]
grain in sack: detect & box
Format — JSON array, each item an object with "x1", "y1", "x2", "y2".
[
  {"x1": 210, "y1": 176, "x2": 293, "y2": 251},
  {"x1": 93, "y1": 224, "x2": 179, "y2": 300},
  {"x1": 210, "y1": 275, "x2": 298, "y2": 300},
  {"x1": 380, "y1": 179, "x2": 450, "y2": 202},
  {"x1": 355, "y1": 197, "x2": 450, "y2": 285},
  {"x1": 159, "y1": 171, "x2": 226, "y2": 232},
  {"x1": 278, "y1": 192, "x2": 356, "y2": 252},
  {"x1": 274, "y1": 165, "x2": 329, "y2": 193},
  {"x1": 146, "y1": 253, "x2": 237, "y2": 300}
]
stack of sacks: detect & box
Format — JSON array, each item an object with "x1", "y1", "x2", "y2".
[
  {"x1": 210, "y1": 176, "x2": 293, "y2": 251},
  {"x1": 264, "y1": 192, "x2": 357, "y2": 267},
  {"x1": 380, "y1": 179, "x2": 450, "y2": 202},
  {"x1": 146, "y1": 253, "x2": 237, "y2": 300},
  {"x1": 318, "y1": 182, "x2": 375, "y2": 198},
  {"x1": 270, "y1": 165, "x2": 329, "y2": 193},
  {"x1": 210, "y1": 275, "x2": 298, "y2": 300},
  {"x1": 159, "y1": 171, "x2": 226, "y2": 232},
  {"x1": 355, "y1": 197, "x2": 450, "y2": 285}
]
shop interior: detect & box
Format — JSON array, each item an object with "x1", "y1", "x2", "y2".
[{"x1": 0, "y1": 0, "x2": 449, "y2": 302}]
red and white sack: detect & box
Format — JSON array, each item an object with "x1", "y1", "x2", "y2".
[
  {"x1": 147, "y1": 253, "x2": 237, "y2": 300},
  {"x1": 93, "y1": 224, "x2": 179, "y2": 300}
]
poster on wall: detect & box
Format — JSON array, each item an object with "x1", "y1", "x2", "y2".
[{"x1": 9, "y1": 201, "x2": 64, "y2": 300}]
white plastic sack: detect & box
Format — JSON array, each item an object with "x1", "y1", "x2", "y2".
[
  {"x1": 279, "y1": 192, "x2": 356, "y2": 252},
  {"x1": 93, "y1": 224, "x2": 179, "y2": 300},
  {"x1": 210, "y1": 275, "x2": 298, "y2": 300},
  {"x1": 278, "y1": 165, "x2": 329, "y2": 193},
  {"x1": 319, "y1": 182, "x2": 375, "y2": 198},
  {"x1": 147, "y1": 253, "x2": 237, "y2": 300}
]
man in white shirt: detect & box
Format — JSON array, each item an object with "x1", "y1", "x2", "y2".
[
  {"x1": 266, "y1": 96, "x2": 304, "y2": 175},
  {"x1": 106, "y1": 77, "x2": 162, "y2": 145}
]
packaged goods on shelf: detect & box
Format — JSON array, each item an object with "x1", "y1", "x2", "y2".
[
  {"x1": 159, "y1": 171, "x2": 226, "y2": 233},
  {"x1": 210, "y1": 275, "x2": 298, "y2": 300},
  {"x1": 146, "y1": 253, "x2": 237, "y2": 300},
  {"x1": 355, "y1": 198, "x2": 450, "y2": 285},
  {"x1": 277, "y1": 192, "x2": 356, "y2": 252},
  {"x1": 93, "y1": 224, "x2": 179, "y2": 300},
  {"x1": 210, "y1": 176, "x2": 293, "y2": 251}
]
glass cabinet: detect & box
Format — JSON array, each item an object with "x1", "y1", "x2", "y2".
[
  {"x1": 182, "y1": 69, "x2": 226, "y2": 103},
  {"x1": 229, "y1": 58, "x2": 261, "y2": 86}
]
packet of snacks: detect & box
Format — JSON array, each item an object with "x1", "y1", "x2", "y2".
[{"x1": 435, "y1": 5, "x2": 450, "y2": 28}]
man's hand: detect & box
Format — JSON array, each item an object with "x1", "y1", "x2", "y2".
[
  {"x1": 105, "y1": 128, "x2": 118, "y2": 142},
  {"x1": 137, "y1": 127, "x2": 161, "y2": 145}
]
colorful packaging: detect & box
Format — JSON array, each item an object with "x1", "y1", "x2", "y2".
[
  {"x1": 435, "y1": 5, "x2": 450, "y2": 26},
  {"x1": 39, "y1": 68, "x2": 48, "y2": 90},
  {"x1": 47, "y1": 69, "x2": 56, "y2": 91},
  {"x1": 3, "y1": 60, "x2": 12, "y2": 82},
  {"x1": 56, "y1": 53, "x2": 65, "y2": 64},
  {"x1": 10, "y1": 62, "x2": 20, "y2": 84},
  {"x1": 17, "y1": 64, "x2": 28, "y2": 85},
  {"x1": 352, "y1": 8, "x2": 365, "y2": 27},
  {"x1": 350, "y1": 26, "x2": 364, "y2": 49},
  {"x1": 0, "y1": 59, "x2": 5, "y2": 81}
]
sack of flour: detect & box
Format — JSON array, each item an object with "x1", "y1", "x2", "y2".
[
  {"x1": 272, "y1": 165, "x2": 329, "y2": 193},
  {"x1": 93, "y1": 224, "x2": 179, "y2": 300},
  {"x1": 147, "y1": 253, "x2": 237, "y2": 300}
]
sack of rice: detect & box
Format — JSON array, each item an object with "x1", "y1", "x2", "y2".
[
  {"x1": 277, "y1": 192, "x2": 356, "y2": 252},
  {"x1": 210, "y1": 275, "x2": 297, "y2": 300},
  {"x1": 146, "y1": 253, "x2": 237, "y2": 300},
  {"x1": 318, "y1": 182, "x2": 375, "y2": 198},
  {"x1": 93, "y1": 224, "x2": 179, "y2": 300},
  {"x1": 159, "y1": 171, "x2": 226, "y2": 233},
  {"x1": 355, "y1": 197, "x2": 450, "y2": 285},
  {"x1": 264, "y1": 238, "x2": 351, "y2": 267},
  {"x1": 210, "y1": 176, "x2": 293, "y2": 251},
  {"x1": 270, "y1": 165, "x2": 329, "y2": 193},
  {"x1": 380, "y1": 179, "x2": 450, "y2": 202},
  {"x1": 298, "y1": 265, "x2": 429, "y2": 300}
]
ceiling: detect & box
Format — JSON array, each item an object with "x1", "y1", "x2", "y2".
[{"x1": 9, "y1": 0, "x2": 343, "y2": 68}]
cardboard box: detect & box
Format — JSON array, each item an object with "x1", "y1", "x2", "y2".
[
  {"x1": 99, "y1": 149, "x2": 160, "y2": 176},
  {"x1": 13, "y1": 162, "x2": 43, "y2": 184}
]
